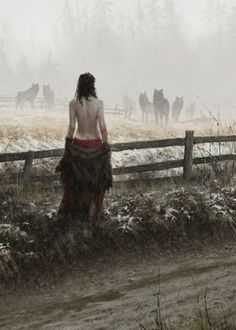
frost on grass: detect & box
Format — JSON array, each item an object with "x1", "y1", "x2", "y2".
[
  {"x1": 0, "y1": 184, "x2": 236, "y2": 281},
  {"x1": 104, "y1": 186, "x2": 236, "y2": 242}
]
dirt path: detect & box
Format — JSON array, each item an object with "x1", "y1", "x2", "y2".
[{"x1": 0, "y1": 243, "x2": 236, "y2": 330}]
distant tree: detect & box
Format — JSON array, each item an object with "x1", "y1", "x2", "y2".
[
  {"x1": 39, "y1": 50, "x2": 59, "y2": 85},
  {"x1": 188, "y1": 1, "x2": 228, "y2": 102},
  {"x1": 145, "y1": 0, "x2": 163, "y2": 37},
  {"x1": 161, "y1": 0, "x2": 187, "y2": 60},
  {"x1": 0, "y1": 22, "x2": 15, "y2": 94},
  {"x1": 60, "y1": 0, "x2": 76, "y2": 40},
  {"x1": 203, "y1": 0, "x2": 226, "y2": 35},
  {"x1": 226, "y1": 5, "x2": 236, "y2": 42},
  {"x1": 162, "y1": 0, "x2": 183, "y2": 42},
  {"x1": 75, "y1": 0, "x2": 81, "y2": 29},
  {"x1": 136, "y1": 0, "x2": 145, "y2": 25},
  {"x1": 29, "y1": 28, "x2": 38, "y2": 65},
  {"x1": 0, "y1": 50, "x2": 14, "y2": 94},
  {"x1": 90, "y1": 0, "x2": 117, "y2": 61},
  {"x1": 81, "y1": 2, "x2": 90, "y2": 32},
  {"x1": 202, "y1": 2, "x2": 227, "y2": 70},
  {"x1": 92, "y1": 0, "x2": 113, "y2": 37},
  {"x1": 223, "y1": 5, "x2": 236, "y2": 98},
  {"x1": 134, "y1": 0, "x2": 149, "y2": 40},
  {"x1": 158, "y1": 0, "x2": 191, "y2": 97},
  {"x1": 15, "y1": 56, "x2": 33, "y2": 87}
]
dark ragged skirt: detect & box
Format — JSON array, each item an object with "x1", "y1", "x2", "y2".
[{"x1": 56, "y1": 138, "x2": 112, "y2": 219}]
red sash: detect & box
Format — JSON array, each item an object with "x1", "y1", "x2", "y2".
[{"x1": 73, "y1": 138, "x2": 102, "y2": 148}]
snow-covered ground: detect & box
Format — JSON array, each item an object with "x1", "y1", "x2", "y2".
[{"x1": 0, "y1": 107, "x2": 236, "y2": 176}]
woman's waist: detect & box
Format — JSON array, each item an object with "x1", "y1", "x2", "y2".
[{"x1": 73, "y1": 137, "x2": 102, "y2": 148}]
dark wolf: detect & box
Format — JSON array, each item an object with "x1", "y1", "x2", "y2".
[
  {"x1": 172, "y1": 96, "x2": 184, "y2": 122},
  {"x1": 43, "y1": 84, "x2": 55, "y2": 110},
  {"x1": 16, "y1": 83, "x2": 39, "y2": 109},
  {"x1": 139, "y1": 92, "x2": 153, "y2": 123},
  {"x1": 153, "y1": 89, "x2": 170, "y2": 127}
]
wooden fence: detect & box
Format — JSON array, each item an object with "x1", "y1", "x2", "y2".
[
  {"x1": 0, "y1": 95, "x2": 125, "y2": 116},
  {"x1": 0, "y1": 95, "x2": 68, "y2": 111},
  {"x1": 1, "y1": 131, "x2": 236, "y2": 186}
]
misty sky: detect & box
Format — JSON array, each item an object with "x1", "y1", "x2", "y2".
[
  {"x1": 1, "y1": 0, "x2": 236, "y2": 105},
  {"x1": 0, "y1": 0, "x2": 235, "y2": 50}
]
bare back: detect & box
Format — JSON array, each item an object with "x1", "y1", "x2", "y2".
[{"x1": 67, "y1": 96, "x2": 108, "y2": 142}]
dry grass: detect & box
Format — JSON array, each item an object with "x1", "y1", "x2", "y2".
[
  {"x1": 138, "y1": 287, "x2": 236, "y2": 330},
  {"x1": 1, "y1": 107, "x2": 236, "y2": 286},
  {"x1": 2, "y1": 107, "x2": 235, "y2": 145},
  {"x1": 2, "y1": 109, "x2": 236, "y2": 186},
  {"x1": 0, "y1": 180, "x2": 236, "y2": 284}
]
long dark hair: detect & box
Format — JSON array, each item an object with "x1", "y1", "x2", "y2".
[{"x1": 75, "y1": 72, "x2": 97, "y2": 104}]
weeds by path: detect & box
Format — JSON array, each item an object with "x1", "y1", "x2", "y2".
[{"x1": 0, "y1": 181, "x2": 236, "y2": 284}]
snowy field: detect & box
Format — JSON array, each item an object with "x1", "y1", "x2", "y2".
[{"x1": 0, "y1": 107, "x2": 236, "y2": 176}]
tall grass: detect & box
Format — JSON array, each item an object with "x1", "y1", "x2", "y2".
[
  {"x1": 1, "y1": 180, "x2": 236, "y2": 283},
  {"x1": 138, "y1": 287, "x2": 236, "y2": 330}
]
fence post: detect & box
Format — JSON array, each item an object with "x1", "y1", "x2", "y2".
[
  {"x1": 22, "y1": 151, "x2": 34, "y2": 184},
  {"x1": 183, "y1": 130, "x2": 194, "y2": 180}
]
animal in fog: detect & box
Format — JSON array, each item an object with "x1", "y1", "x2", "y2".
[
  {"x1": 172, "y1": 96, "x2": 184, "y2": 122},
  {"x1": 139, "y1": 92, "x2": 153, "y2": 123},
  {"x1": 153, "y1": 89, "x2": 170, "y2": 127},
  {"x1": 43, "y1": 84, "x2": 55, "y2": 110},
  {"x1": 16, "y1": 83, "x2": 39, "y2": 109},
  {"x1": 185, "y1": 102, "x2": 196, "y2": 120},
  {"x1": 123, "y1": 94, "x2": 136, "y2": 119}
]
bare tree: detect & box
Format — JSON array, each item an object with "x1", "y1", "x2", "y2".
[
  {"x1": 60, "y1": 0, "x2": 76, "y2": 40},
  {"x1": 15, "y1": 56, "x2": 33, "y2": 88}
]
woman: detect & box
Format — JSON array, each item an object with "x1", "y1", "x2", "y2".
[{"x1": 56, "y1": 73, "x2": 112, "y2": 223}]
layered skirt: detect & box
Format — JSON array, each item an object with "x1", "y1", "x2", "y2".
[{"x1": 56, "y1": 138, "x2": 112, "y2": 219}]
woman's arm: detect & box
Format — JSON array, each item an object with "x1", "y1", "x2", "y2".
[
  {"x1": 66, "y1": 100, "x2": 76, "y2": 139},
  {"x1": 98, "y1": 100, "x2": 108, "y2": 143}
]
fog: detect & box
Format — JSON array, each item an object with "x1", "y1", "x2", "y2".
[{"x1": 0, "y1": 0, "x2": 236, "y2": 108}]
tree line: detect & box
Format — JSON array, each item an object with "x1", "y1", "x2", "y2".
[{"x1": 0, "y1": 0, "x2": 235, "y2": 104}]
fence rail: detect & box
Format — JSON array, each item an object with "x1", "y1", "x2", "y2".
[
  {"x1": 0, "y1": 95, "x2": 69, "y2": 110},
  {"x1": 0, "y1": 95, "x2": 125, "y2": 115},
  {"x1": 1, "y1": 131, "x2": 236, "y2": 185}
]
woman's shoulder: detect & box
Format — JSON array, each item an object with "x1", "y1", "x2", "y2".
[
  {"x1": 69, "y1": 98, "x2": 82, "y2": 110},
  {"x1": 89, "y1": 97, "x2": 103, "y2": 108},
  {"x1": 94, "y1": 97, "x2": 103, "y2": 107},
  {"x1": 69, "y1": 98, "x2": 77, "y2": 107}
]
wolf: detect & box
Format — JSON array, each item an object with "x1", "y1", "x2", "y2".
[
  {"x1": 153, "y1": 89, "x2": 170, "y2": 127},
  {"x1": 139, "y1": 92, "x2": 153, "y2": 123},
  {"x1": 172, "y1": 96, "x2": 184, "y2": 122},
  {"x1": 16, "y1": 83, "x2": 40, "y2": 109},
  {"x1": 43, "y1": 84, "x2": 55, "y2": 110}
]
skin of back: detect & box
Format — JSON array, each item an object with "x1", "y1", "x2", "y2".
[{"x1": 67, "y1": 96, "x2": 108, "y2": 142}]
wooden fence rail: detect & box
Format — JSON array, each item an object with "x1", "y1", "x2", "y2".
[
  {"x1": 1, "y1": 130, "x2": 236, "y2": 185},
  {"x1": 0, "y1": 96, "x2": 125, "y2": 116}
]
